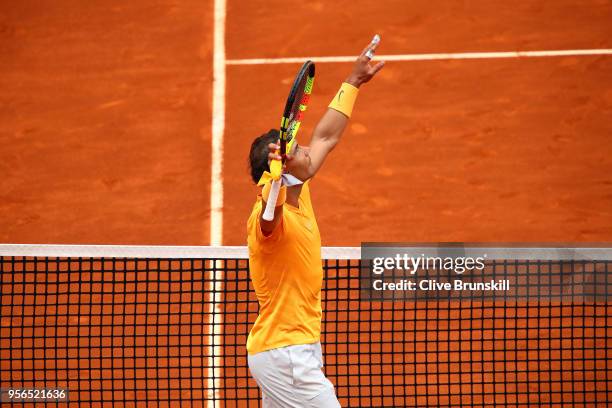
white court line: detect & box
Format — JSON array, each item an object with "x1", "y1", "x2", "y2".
[
  {"x1": 227, "y1": 48, "x2": 612, "y2": 65},
  {"x1": 209, "y1": 0, "x2": 226, "y2": 406},
  {"x1": 210, "y1": 2, "x2": 225, "y2": 246}
]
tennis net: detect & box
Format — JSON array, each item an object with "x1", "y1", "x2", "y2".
[{"x1": 0, "y1": 245, "x2": 609, "y2": 407}]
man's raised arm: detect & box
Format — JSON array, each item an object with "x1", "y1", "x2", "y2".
[{"x1": 301, "y1": 37, "x2": 385, "y2": 179}]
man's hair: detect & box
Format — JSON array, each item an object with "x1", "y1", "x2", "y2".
[{"x1": 248, "y1": 129, "x2": 279, "y2": 184}]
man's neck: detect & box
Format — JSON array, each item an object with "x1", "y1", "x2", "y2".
[{"x1": 286, "y1": 184, "x2": 303, "y2": 207}]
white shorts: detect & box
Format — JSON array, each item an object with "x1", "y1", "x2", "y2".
[{"x1": 248, "y1": 342, "x2": 341, "y2": 408}]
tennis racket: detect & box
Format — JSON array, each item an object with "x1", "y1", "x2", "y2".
[{"x1": 262, "y1": 61, "x2": 315, "y2": 221}]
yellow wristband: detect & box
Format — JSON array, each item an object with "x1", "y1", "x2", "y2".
[
  {"x1": 262, "y1": 182, "x2": 287, "y2": 206},
  {"x1": 328, "y1": 82, "x2": 359, "y2": 118}
]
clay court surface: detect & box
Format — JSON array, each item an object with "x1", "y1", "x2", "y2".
[
  {"x1": 1, "y1": 0, "x2": 611, "y2": 246},
  {"x1": 0, "y1": 2, "x2": 611, "y2": 406}
]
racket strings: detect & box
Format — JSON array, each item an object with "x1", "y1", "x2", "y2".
[{"x1": 278, "y1": 62, "x2": 314, "y2": 161}]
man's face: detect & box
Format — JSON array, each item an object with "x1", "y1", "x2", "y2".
[{"x1": 285, "y1": 141, "x2": 311, "y2": 181}]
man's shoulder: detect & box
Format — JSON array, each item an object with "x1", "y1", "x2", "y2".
[
  {"x1": 247, "y1": 196, "x2": 286, "y2": 246},
  {"x1": 247, "y1": 197, "x2": 263, "y2": 231}
]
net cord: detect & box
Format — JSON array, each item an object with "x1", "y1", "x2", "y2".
[{"x1": 0, "y1": 245, "x2": 610, "y2": 260}]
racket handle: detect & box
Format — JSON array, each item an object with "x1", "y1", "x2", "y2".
[{"x1": 262, "y1": 179, "x2": 282, "y2": 221}]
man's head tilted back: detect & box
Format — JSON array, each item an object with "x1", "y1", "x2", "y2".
[{"x1": 248, "y1": 129, "x2": 279, "y2": 184}]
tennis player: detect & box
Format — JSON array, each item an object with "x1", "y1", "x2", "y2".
[{"x1": 246, "y1": 37, "x2": 384, "y2": 407}]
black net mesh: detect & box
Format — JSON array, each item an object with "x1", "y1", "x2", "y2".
[{"x1": 0, "y1": 252, "x2": 610, "y2": 407}]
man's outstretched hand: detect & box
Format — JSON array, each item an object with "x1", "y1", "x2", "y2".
[{"x1": 345, "y1": 35, "x2": 385, "y2": 88}]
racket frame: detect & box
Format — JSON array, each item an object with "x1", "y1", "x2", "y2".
[{"x1": 262, "y1": 61, "x2": 315, "y2": 221}]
